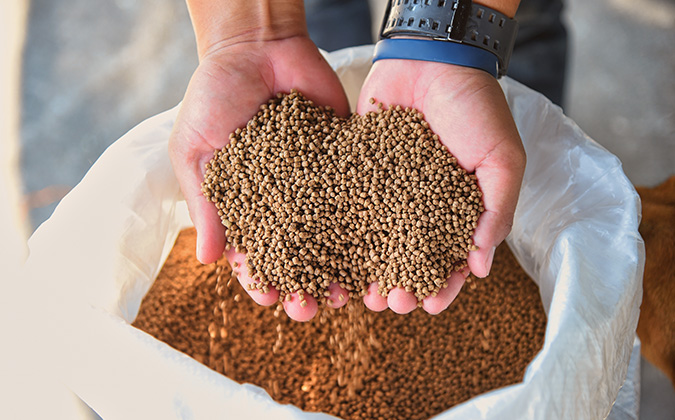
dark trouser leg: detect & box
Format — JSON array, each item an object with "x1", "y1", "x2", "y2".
[
  {"x1": 305, "y1": 0, "x2": 568, "y2": 107},
  {"x1": 509, "y1": 0, "x2": 568, "y2": 107},
  {"x1": 305, "y1": 0, "x2": 373, "y2": 51}
]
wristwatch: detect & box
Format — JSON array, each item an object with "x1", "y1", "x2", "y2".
[{"x1": 378, "y1": 0, "x2": 518, "y2": 77}]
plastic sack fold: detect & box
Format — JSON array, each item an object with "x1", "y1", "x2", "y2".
[{"x1": 23, "y1": 45, "x2": 644, "y2": 420}]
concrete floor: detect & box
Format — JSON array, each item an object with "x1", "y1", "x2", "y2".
[
  {"x1": 9, "y1": 0, "x2": 675, "y2": 418},
  {"x1": 565, "y1": 0, "x2": 675, "y2": 188}
]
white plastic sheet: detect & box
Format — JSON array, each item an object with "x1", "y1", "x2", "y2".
[{"x1": 23, "y1": 45, "x2": 644, "y2": 420}]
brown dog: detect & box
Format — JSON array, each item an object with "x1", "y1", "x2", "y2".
[{"x1": 636, "y1": 175, "x2": 675, "y2": 389}]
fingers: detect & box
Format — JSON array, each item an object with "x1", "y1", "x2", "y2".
[
  {"x1": 326, "y1": 282, "x2": 350, "y2": 309},
  {"x1": 224, "y1": 248, "x2": 279, "y2": 306},
  {"x1": 281, "y1": 283, "x2": 350, "y2": 322},
  {"x1": 192, "y1": 188, "x2": 227, "y2": 265},
  {"x1": 283, "y1": 292, "x2": 318, "y2": 322},
  {"x1": 281, "y1": 282, "x2": 349, "y2": 321},
  {"x1": 467, "y1": 145, "x2": 524, "y2": 277},
  {"x1": 226, "y1": 246, "x2": 464, "y2": 318},
  {"x1": 226, "y1": 247, "x2": 347, "y2": 322},
  {"x1": 363, "y1": 282, "x2": 388, "y2": 312},
  {"x1": 364, "y1": 269, "x2": 466, "y2": 315},
  {"x1": 421, "y1": 271, "x2": 465, "y2": 315},
  {"x1": 169, "y1": 136, "x2": 227, "y2": 265},
  {"x1": 467, "y1": 221, "x2": 499, "y2": 278},
  {"x1": 387, "y1": 287, "x2": 418, "y2": 314}
]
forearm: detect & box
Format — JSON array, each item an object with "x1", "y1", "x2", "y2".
[
  {"x1": 185, "y1": 0, "x2": 307, "y2": 58},
  {"x1": 474, "y1": 0, "x2": 520, "y2": 18}
]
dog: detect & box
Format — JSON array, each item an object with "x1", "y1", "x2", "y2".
[{"x1": 636, "y1": 175, "x2": 675, "y2": 389}]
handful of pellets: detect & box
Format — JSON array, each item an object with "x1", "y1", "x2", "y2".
[{"x1": 202, "y1": 90, "x2": 484, "y2": 303}]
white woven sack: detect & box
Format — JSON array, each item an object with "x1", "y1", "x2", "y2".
[{"x1": 24, "y1": 45, "x2": 644, "y2": 420}]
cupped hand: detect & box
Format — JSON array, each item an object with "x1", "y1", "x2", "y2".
[
  {"x1": 168, "y1": 36, "x2": 351, "y2": 321},
  {"x1": 357, "y1": 59, "x2": 526, "y2": 315}
]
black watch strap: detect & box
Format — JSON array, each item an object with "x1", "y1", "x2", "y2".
[{"x1": 380, "y1": 0, "x2": 518, "y2": 77}]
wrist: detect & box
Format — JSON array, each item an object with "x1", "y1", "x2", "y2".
[
  {"x1": 186, "y1": 0, "x2": 308, "y2": 59},
  {"x1": 474, "y1": 1, "x2": 520, "y2": 18}
]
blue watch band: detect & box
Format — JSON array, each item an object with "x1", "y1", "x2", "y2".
[{"x1": 373, "y1": 38, "x2": 499, "y2": 78}]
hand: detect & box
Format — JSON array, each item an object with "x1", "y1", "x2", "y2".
[
  {"x1": 357, "y1": 59, "x2": 526, "y2": 315},
  {"x1": 168, "y1": 35, "x2": 351, "y2": 321}
]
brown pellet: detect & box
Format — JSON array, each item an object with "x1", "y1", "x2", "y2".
[
  {"x1": 201, "y1": 90, "x2": 484, "y2": 303},
  {"x1": 133, "y1": 228, "x2": 547, "y2": 420}
]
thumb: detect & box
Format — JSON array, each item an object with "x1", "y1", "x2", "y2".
[
  {"x1": 169, "y1": 129, "x2": 226, "y2": 265},
  {"x1": 421, "y1": 74, "x2": 525, "y2": 278}
]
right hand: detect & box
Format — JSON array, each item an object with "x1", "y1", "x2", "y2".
[{"x1": 168, "y1": 35, "x2": 351, "y2": 322}]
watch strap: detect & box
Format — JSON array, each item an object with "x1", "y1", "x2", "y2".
[
  {"x1": 373, "y1": 38, "x2": 499, "y2": 77},
  {"x1": 380, "y1": 0, "x2": 518, "y2": 77}
]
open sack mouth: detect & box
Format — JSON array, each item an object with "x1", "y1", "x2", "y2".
[
  {"x1": 23, "y1": 45, "x2": 642, "y2": 420},
  {"x1": 132, "y1": 227, "x2": 547, "y2": 420}
]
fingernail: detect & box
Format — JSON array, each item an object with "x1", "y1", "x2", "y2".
[
  {"x1": 195, "y1": 236, "x2": 204, "y2": 263},
  {"x1": 484, "y1": 246, "x2": 496, "y2": 277}
]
